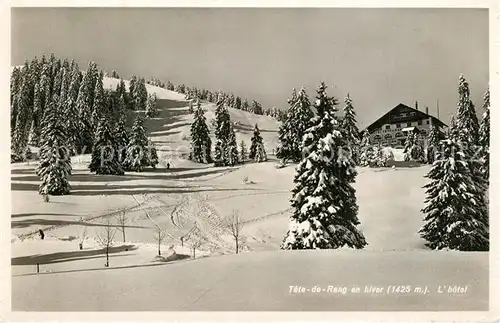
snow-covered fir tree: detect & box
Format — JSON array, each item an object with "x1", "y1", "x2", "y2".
[
  {"x1": 341, "y1": 94, "x2": 360, "y2": 165},
  {"x1": 145, "y1": 93, "x2": 159, "y2": 118},
  {"x1": 234, "y1": 96, "x2": 242, "y2": 110},
  {"x1": 359, "y1": 130, "x2": 373, "y2": 167},
  {"x1": 226, "y1": 124, "x2": 239, "y2": 166},
  {"x1": 128, "y1": 75, "x2": 137, "y2": 109},
  {"x1": 254, "y1": 142, "x2": 267, "y2": 162},
  {"x1": 64, "y1": 67, "x2": 82, "y2": 151},
  {"x1": 134, "y1": 78, "x2": 148, "y2": 111},
  {"x1": 124, "y1": 115, "x2": 149, "y2": 171},
  {"x1": 242, "y1": 99, "x2": 250, "y2": 112},
  {"x1": 419, "y1": 138, "x2": 489, "y2": 251},
  {"x1": 36, "y1": 95, "x2": 72, "y2": 195},
  {"x1": 88, "y1": 116, "x2": 124, "y2": 175},
  {"x1": 114, "y1": 116, "x2": 129, "y2": 166},
  {"x1": 213, "y1": 97, "x2": 234, "y2": 166},
  {"x1": 75, "y1": 63, "x2": 98, "y2": 152},
  {"x1": 426, "y1": 122, "x2": 444, "y2": 164},
  {"x1": 403, "y1": 132, "x2": 424, "y2": 162},
  {"x1": 190, "y1": 100, "x2": 212, "y2": 163},
  {"x1": 240, "y1": 140, "x2": 247, "y2": 164},
  {"x1": 281, "y1": 82, "x2": 367, "y2": 250},
  {"x1": 276, "y1": 88, "x2": 314, "y2": 164},
  {"x1": 91, "y1": 72, "x2": 105, "y2": 130},
  {"x1": 249, "y1": 124, "x2": 264, "y2": 160},
  {"x1": 251, "y1": 100, "x2": 263, "y2": 115},
  {"x1": 455, "y1": 74, "x2": 480, "y2": 148},
  {"x1": 146, "y1": 139, "x2": 159, "y2": 169},
  {"x1": 27, "y1": 82, "x2": 43, "y2": 146},
  {"x1": 11, "y1": 70, "x2": 33, "y2": 159},
  {"x1": 452, "y1": 75, "x2": 486, "y2": 198},
  {"x1": 479, "y1": 88, "x2": 490, "y2": 182}
]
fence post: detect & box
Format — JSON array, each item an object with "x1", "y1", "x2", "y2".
[{"x1": 36, "y1": 263, "x2": 39, "y2": 273}]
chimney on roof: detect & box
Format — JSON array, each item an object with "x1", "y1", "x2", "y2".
[
  {"x1": 415, "y1": 100, "x2": 419, "y2": 110},
  {"x1": 425, "y1": 106, "x2": 429, "y2": 115}
]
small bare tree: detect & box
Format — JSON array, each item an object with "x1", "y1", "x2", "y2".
[
  {"x1": 187, "y1": 226, "x2": 208, "y2": 259},
  {"x1": 116, "y1": 210, "x2": 127, "y2": 243},
  {"x1": 223, "y1": 210, "x2": 245, "y2": 254},
  {"x1": 76, "y1": 217, "x2": 87, "y2": 250},
  {"x1": 95, "y1": 217, "x2": 117, "y2": 267},
  {"x1": 154, "y1": 227, "x2": 167, "y2": 256}
]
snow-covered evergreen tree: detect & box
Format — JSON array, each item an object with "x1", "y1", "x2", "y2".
[
  {"x1": 403, "y1": 132, "x2": 424, "y2": 162},
  {"x1": 36, "y1": 95, "x2": 72, "y2": 195},
  {"x1": 128, "y1": 75, "x2": 137, "y2": 110},
  {"x1": 254, "y1": 142, "x2": 267, "y2": 162},
  {"x1": 190, "y1": 100, "x2": 212, "y2": 163},
  {"x1": 249, "y1": 124, "x2": 264, "y2": 160},
  {"x1": 426, "y1": 123, "x2": 444, "y2": 164},
  {"x1": 479, "y1": 88, "x2": 490, "y2": 182},
  {"x1": 281, "y1": 82, "x2": 367, "y2": 250},
  {"x1": 88, "y1": 116, "x2": 124, "y2": 175},
  {"x1": 455, "y1": 74, "x2": 480, "y2": 148},
  {"x1": 242, "y1": 99, "x2": 250, "y2": 112},
  {"x1": 134, "y1": 77, "x2": 148, "y2": 111},
  {"x1": 213, "y1": 97, "x2": 234, "y2": 166},
  {"x1": 145, "y1": 93, "x2": 159, "y2": 118},
  {"x1": 226, "y1": 125, "x2": 239, "y2": 166},
  {"x1": 91, "y1": 71, "x2": 105, "y2": 131},
  {"x1": 234, "y1": 96, "x2": 242, "y2": 110},
  {"x1": 12, "y1": 71, "x2": 33, "y2": 158},
  {"x1": 240, "y1": 140, "x2": 247, "y2": 164},
  {"x1": 64, "y1": 67, "x2": 82, "y2": 151},
  {"x1": 251, "y1": 100, "x2": 263, "y2": 115},
  {"x1": 146, "y1": 139, "x2": 159, "y2": 169},
  {"x1": 419, "y1": 138, "x2": 489, "y2": 251},
  {"x1": 75, "y1": 64, "x2": 98, "y2": 152},
  {"x1": 341, "y1": 93, "x2": 360, "y2": 165},
  {"x1": 27, "y1": 82, "x2": 43, "y2": 146},
  {"x1": 114, "y1": 116, "x2": 129, "y2": 165},
  {"x1": 124, "y1": 115, "x2": 149, "y2": 171},
  {"x1": 276, "y1": 88, "x2": 314, "y2": 164},
  {"x1": 359, "y1": 130, "x2": 373, "y2": 167}
]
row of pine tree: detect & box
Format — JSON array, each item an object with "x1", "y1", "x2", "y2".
[
  {"x1": 276, "y1": 75, "x2": 489, "y2": 251},
  {"x1": 189, "y1": 97, "x2": 268, "y2": 166},
  {"x1": 11, "y1": 55, "x2": 159, "y2": 196},
  {"x1": 134, "y1": 74, "x2": 287, "y2": 120}
]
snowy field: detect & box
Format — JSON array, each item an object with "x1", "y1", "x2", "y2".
[{"x1": 10, "y1": 80, "x2": 489, "y2": 311}]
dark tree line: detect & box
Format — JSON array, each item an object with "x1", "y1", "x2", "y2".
[{"x1": 11, "y1": 54, "x2": 158, "y2": 196}]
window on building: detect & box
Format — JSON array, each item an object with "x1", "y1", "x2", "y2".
[
  {"x1": 384, "y1": 133, "x2": 392, "y2": 140},
  {"x1": 385, "y1": 125, "x2": 390, "y2": 130},
  {"x1": 396, "y1": 123, "x2": 401, "y2": 128},
  {"x1": 426, "y1": 120, "x2": 430, "y2": 124},
  {"x1": 374, "y1": 134, "x2": 382, "y2": 140},
  {"x1": 407, "y1": 122, "x2": 412, "y2": 127},
  {"x1": 418, "y1": 120, "x2": 422, "y2": 125},
  {"x1": 395, "y1": 132, "x2": 404, "y2": 138}
]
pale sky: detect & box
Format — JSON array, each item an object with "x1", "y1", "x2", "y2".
[{"x1": 11, "y1": 8, "x2": 489, "y2": 128}]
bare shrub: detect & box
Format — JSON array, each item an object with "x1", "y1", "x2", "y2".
[
  {"x1": 95, "y1": 217, "x2": 117, "y2": 267},
  {"x1": 223, "y1": 210, "x2": 245, "y2": 254}
]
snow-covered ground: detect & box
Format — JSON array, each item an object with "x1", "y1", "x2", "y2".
[{"x1": 10, "y1": 80, "x2": 488, "y2": 311}]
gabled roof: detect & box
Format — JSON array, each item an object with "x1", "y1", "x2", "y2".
[{"x1": 365, "y1": 103, "x2": 447, "y2": 132}]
